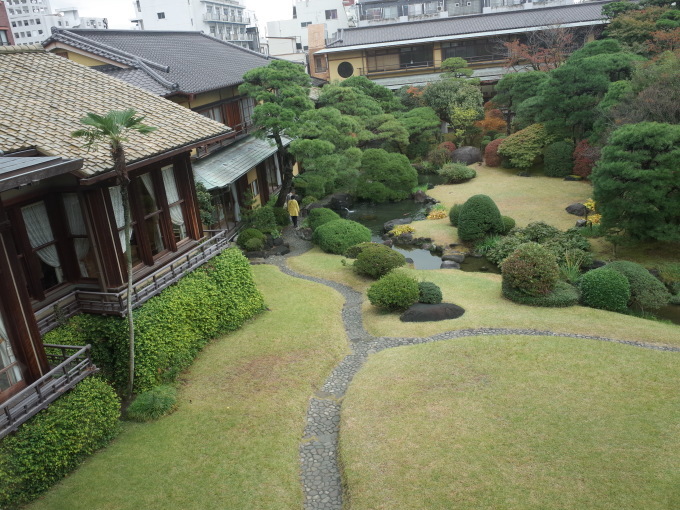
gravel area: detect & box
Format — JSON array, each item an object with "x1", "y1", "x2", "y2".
[{"x1": 261, "y1": 226, "x2": 680, "y2": 510}]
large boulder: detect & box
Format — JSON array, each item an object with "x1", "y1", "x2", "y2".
[
  {"x1": 565, "y1": 203, "x2": 588, "y2": 216},
  {"x1": 400, "y1": 303, "x2": 466, "y2": 322},
  {"x1": 451, "y1": 146, "x2": 482, "y2": 165},
  {"x1": 329, "y1": 193, "x2": 354, "y2": 212},
  {"x1": 383, "y1": 217, "x2": 412, "y2": 232},
  {"x1": 440, "y1": 260, "x2": 461, "y2": 269}
]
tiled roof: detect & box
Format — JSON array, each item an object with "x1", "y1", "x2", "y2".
[
  {"x1": 44, "y1": 29, "x2": 277, "y2": 96},
  {"x1": 0, "y1": 45, "x2": 231, "y2": 177},
  {"x1": 0, "y1": 156, "x2": 83, "y2": 192},
  {"x1": 323, "y1": 1, "x2": 611, "y2": 50},
  {"x1": 194, "y1": 135, "x2": 291, "y2": 190}
]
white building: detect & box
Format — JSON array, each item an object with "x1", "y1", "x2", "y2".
[
  {"x1": 266, "y1": 0, "x2": 350, "y2": 52},
  {"x1": 5, "y1": 0, "x2": 107, "y2": 45},
  {"x1": 132, "y1": 0, "x2": 260, "y2": 51}
]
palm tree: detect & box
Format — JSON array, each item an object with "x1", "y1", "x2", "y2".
[{"x1": 72, "y1": 109, "x2": 156, "y2": 396}]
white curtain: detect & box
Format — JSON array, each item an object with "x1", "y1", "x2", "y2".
[
  {"x1": 21, "y1": 201, "x2": 63, "y2": 283},
  {"x1": 63, "y1": 193, "x2": 90, "y2": 277},
  {"x1": 140, "y1": 174, "x2": 164, "y2": 250},
  {"x1": 108, "y1": 186, "x2": 127, "y2": 251},
  {"x1": 230, "y1": 185, "x2": 241, "y2": 221},
  {"x1": 161, "y1": 166, "x2": 186, "y2": 238},
  {"x1": 0, "y1": 315, "x2": 24, "y2": 385}
]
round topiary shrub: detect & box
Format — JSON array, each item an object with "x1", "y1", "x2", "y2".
[
  {"x1": 345, "y1": 242, "x2": 382, "y2": 259},
  {"x1": 126, "y1": 385, "x2": 177, "y2": 422},
  {"x1": 313, "y1": 219, "x2": 372, "y2": 255},
  {"x1": 605, "y1": 261, "x2": 671, "y2": 310},
  {"x1": 271, "y1": 206, "x2": 291, "y2": 227},
  {"x1": 367, "y1": 270, "x2": 420, "y2": 311},
  {"x1": 438, "y1": 163, "x2": 477, "y2": 184},
  {"x1": 484, "y1": 137, "x2": 505, "y2": 167},
  {"x1": 543, "y1": 140, "x2": 575, "y2": 177},
  {"x1": 457, "y1": 194, "x2": 504, "y2": 242},
  {"x1": 580, "y1": 268, "x2": 630, "y2": 313},
  {"x1": 502, "y1": 280, "x2": 579, "y2": 307},
  {"x1": 301, "y1": 195, "x2": 318, "y2": 208},
  {"x1": 500, "y1": 215, "x2": 516, "y2": 235},
  {"x1": 237, "y1": 228, "x2": 265, "y2": 250},
  {"x1": 418, "y1": 281, "x2": 443, "y2": 304},
  {"x1": 501, "y1": 242, "x2": 559, "y2": 297},
  {"x1": 449, "y1": 203, "x2": 461, "y2": 226},
  {"x1": 244, "y1": 237, "x2": 264, "y2": 252},
  {"x1": 307, "y1": 207, "x2": 341, "y2": 231},
  {"x1": 354, "y1": 244, "x2": 406, "y2": 279}
]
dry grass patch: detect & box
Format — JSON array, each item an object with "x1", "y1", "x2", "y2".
[{"x1": 341, "y1": 335, "x2": 680, "y2": 510}]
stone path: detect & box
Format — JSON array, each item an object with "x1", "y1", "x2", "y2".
[{"x1": 264, "y1": 228, "x2": 680, "y2": 510}]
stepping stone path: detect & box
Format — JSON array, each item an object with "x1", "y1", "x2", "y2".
[{"x1": 264, "y1": 228, "x2": 680, "y2": 510}]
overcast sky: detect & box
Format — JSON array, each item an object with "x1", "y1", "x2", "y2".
[{"x1": 50, "y1": 0, "x2": 294, "y2": 32}]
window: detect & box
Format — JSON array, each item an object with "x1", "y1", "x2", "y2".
[
  {"x1": 11, "y1": 22, "x2": 16, "y2": 27},
  {"x1": 62, "y1": 194, "x2": 99, "y2": 279},
  {"x1": 157, "y1": 11, "x2": 165, "y2": 19},
  {"x1": 136, "y1": 174, "x2": 166, "y2": 256},
  {"x1": 366, "y1": 45, "x2": 433, "y2": 73},
  {"x1": 19, "y1": 201, "x2": 64, "y2": 295},
  {"x1": 161, "y1": 166, "x2": 188, "y2": 242},
  {"x1": 250, "y1": 179, "x2": 259, "y2": 198},
  {"x1": 136, "y1": 0, "x2": 141, "y2": 11},
  {"x1": 441, "y1": 38, "x2": 505, "y2": 63},
  {"x1": 0, "y1": 316, "x2": 23, "y2": 395},
  {"x1": 300, "y1": 21, "x2": 312, "y2": 27},
  {"x1": 325, "y1": 9, "x2": 338, "y2": 19},
  {"x1": 314, "y1": 55, "x2": 327, "y2": 73},
  {"x1": 0, "y1": 31, "x2": 9, "y2": 45}
]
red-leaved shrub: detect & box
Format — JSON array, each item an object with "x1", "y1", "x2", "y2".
[
  {"x1": 572, "y1": 140, "x2": 600, "y2": 179},
  {"x1": 438, "y1": 141, "x2": 457, "y2": 154},
  {"x1": 484, "y1": 138, "x2": 505, "y2": 167}
]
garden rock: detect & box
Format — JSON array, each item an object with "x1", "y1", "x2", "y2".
[
  {"x1": 451, "y1": 146, "x2": 482, "y2": 165},
  {"x1": 440, "y1": 260, "x2": 461, "y2": 269},
  {"x1": 297, "y1": 227, "x2": 313, "y2": 241},
  {"x1": 413, "y1": 190, "x2": 429, "y2": 203},
  {"x1": 566, "y1": 203, "x2": 588, "y2": 216},
  {"x1": 575, "y1": 219, "x2": 588, "y2": 228},
  {"x1": 442, "y1": 251, "x2": 465, "y2": 263},
  {"x1": 383, "y1": 217, "x2": 412, "y2": 232},
  {"x1": 329, "y1": 193, "x2": 353, "y2": 211},
  {"x1": 400, "y1": 303, "x2": 466, "y2": 322}
]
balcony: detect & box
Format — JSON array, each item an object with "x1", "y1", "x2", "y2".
[
  {"x1": 203, "y1": 13, "x2": 250, "y2": 24},
  {"x1": 0, "y1": 344, "x2": 97, "y2": 439},
  {"x1": 212, "y1": 32, "x2": 253, "y2": 42},
  {"x1": 36, "y1": 230, "x2": 232, "y2": 335}
]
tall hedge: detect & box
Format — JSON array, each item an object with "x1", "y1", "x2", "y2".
[
  {"x1": 44, "y1": 248, "x2": 265, "y2": 393},
  {"x1": 457, "y1": 194, "x2": 504, "y2": 241},
  {"x1": 543, "y1": 140, "x2": 574, "y2": 177},
  {"x1": 0, "y1": 377, "x2": 120, "y2": 508}
]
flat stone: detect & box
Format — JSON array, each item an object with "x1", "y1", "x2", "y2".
[
  {"x1": 440, "y1": 260, "x2": 461, "y2": 269},
  {"x1": 400, "y1": 303, "x2": 466, "y2": 322}
]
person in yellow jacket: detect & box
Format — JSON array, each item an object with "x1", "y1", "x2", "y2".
[{"x1": 287, "y1": 193, "x2": 300, "y2": 228}]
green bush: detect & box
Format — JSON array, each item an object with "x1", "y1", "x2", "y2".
[
  {"x1": 457, "y1": 194, "x2": 504, "y2": 242},
  {"x1": 448, "y1": 203, "x2": 462, "y2": 226},
  {"x1": 367, "y1": 270, "x2": 420, "y2": 311},
  {"x1": 356, "y1": 149, "x2": 418, "y2": 203},
  {"x1": 418, "y1": 281, "x2": 443, "y2": 304},
  {"x1": 474, "y1": 234, "x2": 501, "y2": 256},
  {"x1": 502, "y1": 280, "x2": 580, "y2": 307},
  {"x1": 312, "y1": 219, "x2": 372, "y2": 255},
  {"x1": 0, "y1": 377, "x2": 120, "y2": 509},
  {"x1": 580, "y1": 268, "x2": 631, "y2": 313},
  {"x1": 307, "y1": 207, "x2": 341, "y2": 231},
  {"x1": 271, "y1": 206, "x2": 291, "y2": 227},
  {"x1": 244, "y1": 237, "x2": 264, "y2": 252},
  {"x1": 605, "y1": 261, "x2": 671, "y2": 311},
  {"x1": 500, "y1": 215, "x2": 516, "y2": 235},
  {"x1": 438, "y1": 163, "x2": 477, "y2": 184},
  {"x1": 354, "y1": 244, "x2": 406, "y2": 279},
  {"x1": 345, "y1": 242, "x2": 382, "y2": 259},
  {"x1": 126, "y1": 385, "x2": 177, "y2": 422},
  {"x1": 237, "y1": 228, "x2": 265, "y2": 250},
  {"x1": 44, "y1": 249, "x2": 265, "y2": 393},
  {"x1": 501, "y1": 242, "x2": 559, "y2": 297},
  {"x1": 248, "y1": 206, "x2": 278, "y2": 234},
  {"x1": 543, "y1": 140, "x2": 574, "y2": 177},
  {"x1": 301, "y1": 195, "x2": 318, "y2": 208},
  {"x1": 497, "y1": 124, "x2": 552, "y2": 169}
]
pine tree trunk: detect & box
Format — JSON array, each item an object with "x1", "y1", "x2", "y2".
[{"x1": 273, "y1": 132, "x2": 295, "y2": 208}]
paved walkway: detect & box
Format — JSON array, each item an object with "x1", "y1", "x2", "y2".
[{"x1": 264, "y1": 227, "x2": 680, "y2": 510}]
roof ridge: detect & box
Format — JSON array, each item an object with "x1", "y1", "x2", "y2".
[
  {"x1": 197, "y1": 32, "x2": 274, "y2": 60},
  {"x1": 134, "y1": 58, "x2": 179, "y2": 91},
  {"x1": 0, "y1": 44, "x2": 45, "y2": 54}
]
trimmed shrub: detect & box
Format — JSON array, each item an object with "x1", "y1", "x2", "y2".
[
  {"x1": 0, "y1": 377, "x2": 120, "y2": 509},
  {"x1": 484, "y1": 137, "x2": 505, "y2": 167},
  {"x1": 497, "y1": 124, "x2": 552, "y2": 169},
  {"x1": 244, "y1": 237, "x2": 264, "y2": 252},
  {"x1": 249, "y1": 206, "x2": 278, "y2": 234},
  {"x1": 300, "y1": 195, "x2": 318, "y2": 208},
  {"x1": 426, "y1": 146, "x2": 451, "y2": 169},
  {"x1": 457, "y1": 194, "x2": 504, "y2": 242},
  {"x1": 605, "y1": 261, "x2": 671, "y2": 311},
  {"x1": 572, "y1": 139, "x2": 600, "y2": 179},
  {"x1": 354, "y1": 244, "x2": 406, "y2": 279},
  {"x1": 502, "y1": 280, "x2": 579, "y2": 307},
  {"x1": 271, "y1": 206, "x2": 291, "y2": 227},
  {"x1": 449, "y1": 203, "x2": 462, "y2": 226},
  {"x1": 418, "y1": 281, "x2": 443, "y2": 304},
  {"x1": 344, "y1": 242, "x2": 381, "y2": 259},
  {"x1": 356, "y1": 149, "x2": 418, "y2": 203},
  {"x1": 501, "y1": 242, "x2": 559, "y2": 297},
  {"x1": 438, "y1": 141, "x2": 457, "y2": 153},
  {"x1": 438, "y1": 163, "x2": 477, "y2": 184},
  {"x1": 307, "y1": 207, "x2": 341, "y2": 231},
  {"x1": 237, "y1": 228, "x2": 265, "y2": 250},
  {"x1": 500, "y1": 215, "x2": 516, "y2": 235},
  {"x1": 367, "y1": 270, "x2": 420, "y2": 311},
  {"x1": 580, "y1": 268, "x2": 630, "y2": 313},
  {"x1": 543, "y1": 140, "x2": 574, "y2": 177},
  {"x1": 126, "y1": 385, "x2": 177, "y2": 422},
  {"x1": 313, "y1": 219, "x2": 371, "y2": 255},
  {"x1": 44, "y1": 249, "x2": 265, "y2": 393}
]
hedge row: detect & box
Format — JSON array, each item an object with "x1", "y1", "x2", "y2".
[
  {"x1": 0, "y1": 377, "x2": 120, "y2": 508},
  {"x1": 44, "y1": 248, "x2": 265, "y2": 393}
]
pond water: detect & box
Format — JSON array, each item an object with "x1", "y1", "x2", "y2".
[{"x1": 653, "y1": 304, "x2": 680, "y2": 326}]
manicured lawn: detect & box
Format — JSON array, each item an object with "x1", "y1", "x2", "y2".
[
  {"x1": 341, "y1": 335, "x2": 680, "y2": 510},
  {"x1": 28, "y1": 265, "x2": 347, "y2": 510}
]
